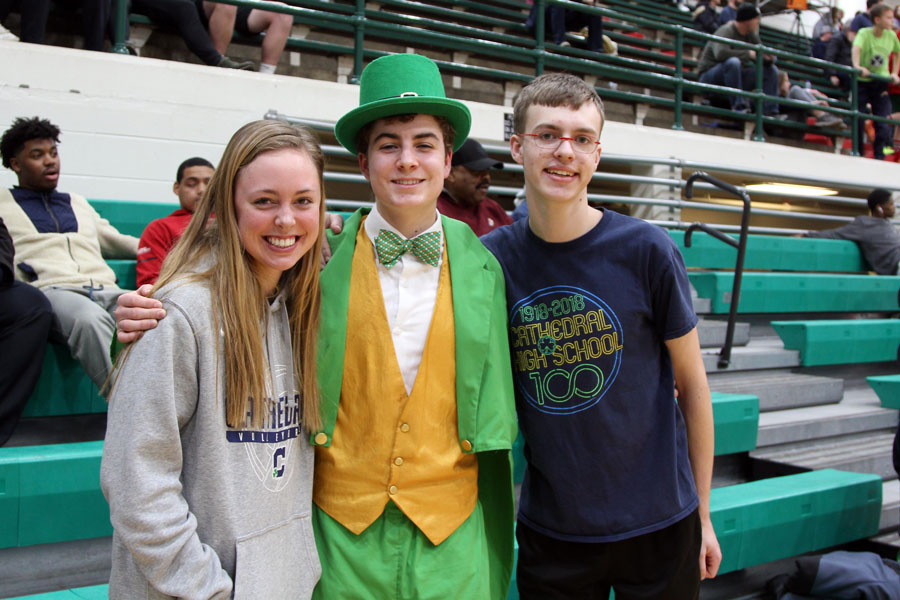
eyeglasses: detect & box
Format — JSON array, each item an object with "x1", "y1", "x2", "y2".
[{"x1": 519, "y1": 132, "x2": 602, "y2": 154}]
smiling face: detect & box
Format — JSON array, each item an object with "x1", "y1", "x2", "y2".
[
  {"x1": 11, "y1": 138, "x2": 60, "y2": 193},
  {"x1": 234, "y1": 148, "x2": 322, "y2": 295},
  {"x1": 511, "y1": 103, "x2": 603, "y2": 209},
  {"x1": 445, "y1": 165, "x2": 491, "y2": 207},
  {"x1": 358, "y1": 114, "x2": 452, "y2": 234}
]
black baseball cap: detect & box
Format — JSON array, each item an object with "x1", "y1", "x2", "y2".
[{"x1": 452, "y1": 138, "x2": 504, "y2": 170}]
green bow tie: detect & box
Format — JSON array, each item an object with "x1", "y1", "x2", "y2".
[{"x1": 375, "y1": 229, "x2": 442, "y2": 269}]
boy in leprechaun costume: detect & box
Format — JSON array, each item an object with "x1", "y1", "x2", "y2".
[
  {"x1": 310, "y1": 53, "x2": 516, "y2": 598},
  {"x1": 112, "y1": 52, "x2": 517, "y2": 598}
]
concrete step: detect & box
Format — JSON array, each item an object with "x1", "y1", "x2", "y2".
[
  {"x1": 0, "y1": 537, "x2": 110, "y2": 598},
  {"x1": 697, "y1": 318, "x2": 751, "y2": 349},
  {"x1": 751, "y1": 431, "x2": 896, "y2": 480},
  {"x1": 707, "y1": 370, "x2": 843, "y2": 412},
  {"x1": 882, "y1": 479, "x2": 899, "y2": 534},
  {"x1": 753, "y1": 402, "x2": 895, "y2": 448},
  {"x1": 703, "y1": 337, "x2": 800, "y2": 373}
]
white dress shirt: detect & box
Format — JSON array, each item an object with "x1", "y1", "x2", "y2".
[{"x1": 364, "y1": 205, "x2": 443, "y2": 395}]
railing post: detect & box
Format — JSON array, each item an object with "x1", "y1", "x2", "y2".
[
  {"x1": 752, "y1": 44, "x2": 764, "y2": 141},
  {"x1": 351, "y1": 0, "x2": 366, "y2": 84},
  {"x1": 111, "y1": 0, "x2": 129, "y2": 54},
  {"x1": 534, "y1": 0, "x2": 546, "y2": 76},
  {"x1": 673, "y1": 26, "x2": 684, "y2": 131},
  {"x1": 850, "y1": 70, "x2": 860, "y2": 156}
]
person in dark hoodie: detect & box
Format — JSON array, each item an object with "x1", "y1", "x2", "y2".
[{"x1": 805, "y1": 188, "x2": 900, "y2": 275}]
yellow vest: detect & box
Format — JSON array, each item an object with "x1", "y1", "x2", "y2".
[{"x1": 314, "y1": 225, "x2": 478, "y2": 545}]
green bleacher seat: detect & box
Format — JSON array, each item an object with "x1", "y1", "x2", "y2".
[
  {"x1": 107, "y1": 258, "x2": 137, "y2": 290},
  {"x1": 0, "y1": 441, "x2": 110, "y2": 549},
  {"x1": 88, "y1": 199, "x2": 178, "y2": 238},
  {"x1": 669, "y1": 231, "x2": 868, "y2": 272},
  {"x1": 867, "y1": 375, "x2": 900, "y2": 409},
  {"x1": 771, "y1": 319, "x2": 900, "y2": 366},
  {"x1": 689, "y1": 272, "x2": 900, "y2": 314},
  {"x1": 11, "y1": 585, "x2": 109, "y2": 599},
  {"x1": 21, "y1": 345, "x2": 103, "y2": 419},
  {"x1": 711, "y1": 469, "x2": 882, "y2": 574},
  {"x1": 510, "y1": 392, "x2": 758, "y2": 483}
]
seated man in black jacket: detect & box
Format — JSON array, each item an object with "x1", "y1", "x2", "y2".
[{"x1": 0, "y1": 217, "x2": 53, "y2": 445}]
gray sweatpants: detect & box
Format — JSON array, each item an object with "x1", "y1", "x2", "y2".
[{"x1": 43, "y1": 285, "x2": 125, "y2": 391}]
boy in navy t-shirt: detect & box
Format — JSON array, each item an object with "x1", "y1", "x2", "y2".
[{"x1": 480, "y1": 73, "x2": 721, "y2": 598}]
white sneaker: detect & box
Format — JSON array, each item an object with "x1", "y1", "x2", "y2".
[{"x1": 0, "y1": 23, "x2": 19, "y2": 42}]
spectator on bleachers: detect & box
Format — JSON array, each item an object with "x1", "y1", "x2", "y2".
[
  {"x1": 436, "y1": 138, "x2": 511, "y2": 236},
  {"x1": 0, "y1": 216, "x2": 53, "y2": 446},
  {"x1": 805, "y1": 188, "x2": 900, "y2": 275},
  {"x1": 481, "y1": 71, "x2": 721, "y2": 596},
  {"x1": 0, "y1": 116, "x2": 138, "y2": 390},
  {"x1": 136, "y1": 157, "x2": 213, "y2": 287},
  {"x1": 852, "y1": 2, "x2": 900, "y2": 160},
  {"x1": 693, "y1": 0, "x2": 721, "y2": 35},
  {"x1": 849, "y1": 0, "x2": 879, "y2": 33},
  {"x1": 778, "y1": 72, "x2": 845, "y2": 128},
  {"x1": 200, "y1": 1, "x2": 293, "y2": 74},
  {"x1": 812, "y1": 7, "x2": 844, "y2": 59},
  {"x1": 825, "y1": 28, "x2": 855, "y2": 91},
  {"x1": 718, "y1": 0, "x2": 738, "y2": 26},
  {"x1": 102, "y1": 120, "x2": 325, "y2": 599},
  {"x1": 525, "y1": 0, "x2": 615, "y2": 55},
  {"x1": 698, "y1": 3, "x2": 783, "y2": 117},
  {"x1": 130, "y1": 0, "x2": 254, "y2": 69},
  {"x1": 0, "y1": 0, "x2": 111, "y2": 51}
]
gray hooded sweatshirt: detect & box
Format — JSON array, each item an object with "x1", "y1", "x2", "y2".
[{"x1": 101, "y1": 276, "x2": 320, "y2": 599}]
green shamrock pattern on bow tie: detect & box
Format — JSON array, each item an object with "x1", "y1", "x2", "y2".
[{"x1": 375, "y1": 229, "x2": 442, "y2": 268}]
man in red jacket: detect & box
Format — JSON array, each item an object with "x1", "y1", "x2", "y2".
[
  {"x1": 436, "y1": 138, "x2": 512, "y2": 236},
  {"x1": 136, "y1": 157, "x2": 213, "y2": 286}
]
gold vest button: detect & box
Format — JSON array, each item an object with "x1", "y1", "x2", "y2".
[
  {"x1": 461, "y1": 439, "x2": 473, "y2": 452},
  {"x1": 389, "y1": 485, "x2": 398, "y2": 495},
  {"x1": 400, "y1": 423, "x2": 410, "y2": 433},
  {"x1": 394, "y1": 457, "x2": 404, "y2": 466},
  {"x1": 314, "y1": 432, "x2": 328, "y2": 445}
]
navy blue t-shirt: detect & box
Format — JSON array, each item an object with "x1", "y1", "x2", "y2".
[{"x1": 481, "y1": 209, "x2": 699, "y2": 542}]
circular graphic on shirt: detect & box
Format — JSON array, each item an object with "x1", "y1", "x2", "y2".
[
  {"x1": 509, "y1": 285, "x2": 623, "y2": 415},
  {"x1": 870, "y1": 54, "x2": 886, "y2": 69}
]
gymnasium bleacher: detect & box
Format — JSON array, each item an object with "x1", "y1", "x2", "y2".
[{"x1": 1, "y1": 0, "x2": 900, "y2": 598}]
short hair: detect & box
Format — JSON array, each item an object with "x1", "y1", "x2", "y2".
[
  {"x1": 867, "y1": 188, "x2": 893, "y2": 212},
  {"x1": 353, "y1": 113, "x2": 455, "y2": 156},
  {"x1": 176, "y1": 157, "x2": 214, "y2": 183},
  {"x1": 513, "y1": 73, "x2": 606, "y2": 134},
  {"x1": 871, "y1": 3, "x2": 890, "y2": 18},
  {"x1": 867, "y1": 0, "x2": 880, "y2": 11},
  {"x1": 0, "y1": 117, "x2": 61, "y2": 169}
]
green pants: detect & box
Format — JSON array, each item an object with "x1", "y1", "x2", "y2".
[{"x1": 312, "y1": 500, "x2": 490, "y2": 599}]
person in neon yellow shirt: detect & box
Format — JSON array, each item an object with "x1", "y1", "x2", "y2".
[{"x1": 852, "y1": 3, "x2": 900, "y2": 159}]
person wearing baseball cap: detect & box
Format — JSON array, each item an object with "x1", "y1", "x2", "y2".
[
  {"x1": 438, "y1": 138, "x2": 512, "y2": 236},
  {"x1": 312, "y1": 53, "x2": 517, "y2": 598},
  {"x1": 697, "y1": 2, "x2": 784, "y2": 117}
]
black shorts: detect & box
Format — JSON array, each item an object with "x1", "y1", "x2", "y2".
[
  {"x1": 516, "y1": 509, "x2": 702, "y2": 600},
  {"x1": 234, "y1": 5, "x2": 253, "y2": 36}
]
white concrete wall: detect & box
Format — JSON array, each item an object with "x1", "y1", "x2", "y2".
[{"x1": 0, "y1": 40, "x2": 896, "y2": 204}]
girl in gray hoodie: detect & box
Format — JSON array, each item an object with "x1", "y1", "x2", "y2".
[{"x1": 101, "y1": 120, "x2": 325, "y2": 599}]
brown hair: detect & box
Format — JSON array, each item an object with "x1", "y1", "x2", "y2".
[
  {"x1": 513, "y1": 73, "x2": 606, "y2": 134},
  {"x1": 354, "y1": 113, "x2": 455, "y2": 156},
  {"x1": 114, "y1": 120, "x2": 325, "y2": 432}
]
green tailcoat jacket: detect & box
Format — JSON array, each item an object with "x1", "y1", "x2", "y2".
[{"x1": 311, "y1": 208, "x2": 517, "y2": 599}]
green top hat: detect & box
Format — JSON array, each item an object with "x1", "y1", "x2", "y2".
[{"x1": 334, "y1": 53, "x2": 471, "y2": 154}]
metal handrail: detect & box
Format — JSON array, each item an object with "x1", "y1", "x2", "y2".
[{"x1": 684, "y1": 172, "x2": 751, "y2": 369}]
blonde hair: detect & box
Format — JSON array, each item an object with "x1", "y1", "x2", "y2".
[{"x1": 116, "y1": 120, "x2": 324, "y2": 432}]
